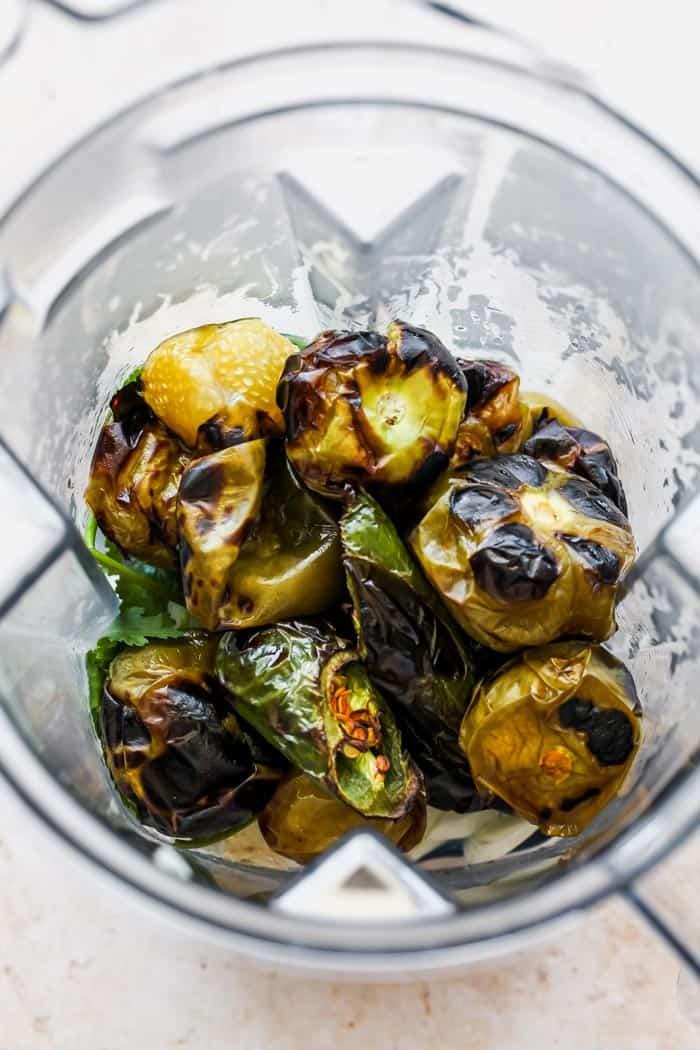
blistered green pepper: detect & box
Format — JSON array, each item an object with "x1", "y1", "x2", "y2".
[
  {"x1": 340, "y1": 489, "x2": 479, "y2": 811},
  {"x1": 217, "y1": 622, "x2": 421, "y2": 819},
  {"x1": 259, "y1": 770, "x2": 426, "y2": 864},
  {"x1": 460, "y1": 642, "x2": 641, "y2": 837},
  {"x1": 101, "y1": 637, "x2": 283, "y2": 841}
]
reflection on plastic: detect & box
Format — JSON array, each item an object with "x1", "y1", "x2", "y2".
[
  {"x1": 43, "y1": 0, "x2": 149, "y2": 18},
  {"x1": 665, "y1": 493, "x2": 700, "y2": 584},
  {"x1": 274, "y1": 831, "x2": 455, "y2": 921},
  {"x1": 0, "y1": 0, "x2": 25, "y2": 63}
]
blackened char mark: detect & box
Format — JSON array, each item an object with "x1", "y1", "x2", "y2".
[
  {"x1": 91, "y1": 421, "x2": 137, "y2": 479},
  {"x1": 559, "y1": 477, "x2": 630, "y2": 529},
  {"x1": 560, "y1": 534, "x2": 621, "y2": 585},
  {"x1": 450, "y1": 483, "x2": 519, "y2": 533},
  {"x1": 179, "y1": 458, "x2": 226, "y2": 507},
  {"x1": 390, "y1": 320, "x2": 467, "y2": 389},
  {"x1": 465, "y1": 454, "x2": 547, "y2": 491},
  {"x1": 196, "y1": 418, "x2": 247, "y2": 452},
  {"x1": 525, "y1": 418, "x2": 628, "y2": 514},
  {"x1": 558, "y1": 696, "x2": 635, "y2": 765},
  {"x1": 577, "y1": 449, "x2": 628, "y2": 516},
  {"x1": 406, "y1": 446, "x2": 450, "y2": 491},
  {"x1": 524, "y1": 418, "x2": 580, "y2": 464},
  {"x1": 460, "y1": 359, "x2": 516, "y2": 413},
  {"x1": 493, "y1": 422, "x2": 519, "y2": 447},
  {"x1": 110, "y1": 381, "x2": 154, "y2": 445},
  {"x1": 470, "y1": 522, "x2": 559, "y2": 603},
  {"x1": 308, "y1": 329, "x2": 387, "y2": 369}
]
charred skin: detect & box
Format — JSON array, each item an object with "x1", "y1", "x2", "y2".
[
  {"x1": 85, "y1": 382, "x2": 189, "y2": 569},
  {"x1": 451, "y1": 360, "x2": 529, "y2": 466},
  {"x1": 101, "y1": 638, "x2": 282, "y2": 840},
  {"x1": 216, "y1": 622, "x2": 422, "y2": 819},
  {"x1": 459, "y1": 642, "x2": 641, "y2": 836},
  {"x1": 523, "y1": 413, "x2": 629, "y2": 515},
  {"x1": 410, "y1": 454, "x2": 635, "y2": 652},
  {"x1": 177, "y1": 439, "x2": 266, "y2": 629},
  {"x1": 449, "y1": 360, "x2": 627, "y2": 515},
  {"x1": 278, "y1": 321, "x2": 467, "y2": 496},
  {"x1": 340, "y1": 489, "x2": 481, "y2": 812},
  {"x1": 176, "y1": 440, "x2": 344, "y2": 631},
  {"x1": 259, "y1": 770, "x2": 426, "y2": 864}
]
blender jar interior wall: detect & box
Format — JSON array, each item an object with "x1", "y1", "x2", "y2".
[{"x1": 0, "y1": 44, "x2": 699, "y2": 939}]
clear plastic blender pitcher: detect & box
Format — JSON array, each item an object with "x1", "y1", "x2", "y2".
[{"x1": 1, "y1": 0, "x2": 700, "y2": 977}]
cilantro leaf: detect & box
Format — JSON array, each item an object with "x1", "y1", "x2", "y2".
[
  {"x1": 85, "y1": 604, "x2": 193, "y2": 735},
  {"x1": 106, "y1": 604, "x2": 192, "y2": 647},
  {"x1": 282, "y1": 332, "x2": 308, "y2": 351},
  {"x1": 83, "y1": 513, "x2": 200, "y2": 731},
  {"x1": 86, "y1": 635, "x2": 122, "y2": 732},
  {"x1": 83, "y1": 512, "x2": 196, "y2": 618}
]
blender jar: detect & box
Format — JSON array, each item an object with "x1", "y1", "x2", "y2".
[{"x1": 1, "y1": 0, "x2": 700, "y2": 976}]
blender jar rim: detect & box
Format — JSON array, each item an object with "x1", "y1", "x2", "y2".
[{"x1": 1, "y1": 31, "x2": 699, "y2": 971}]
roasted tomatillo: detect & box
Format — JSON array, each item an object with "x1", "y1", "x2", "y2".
[
  {"x1": 460, "y1": 642, "x2": 641, "y2": 836},
  {"x1": 451, "y1": 359, "x2": 529, "y2": 466},
  {"x1": 177, "y1": 439, "x2": 266, "y2": 629},
  {"x1": 278, "y1": 321, "x2": 467, "y2": 496},
  {"x1": 86, "y1": 382, "x2": 189, "y2": 569},
  {"x1": 101, "y1": 637, "x2": 283, "y2": 840},
  {"x1": 142, "y1": 318, "x2": 297, "y2": 448},
  {"x1": 411, "y1": 454, "x2": 635, "y2": 651},
  {"x1": 259, "y1": 770, "x2": 426, "y2": 864},
  {"x1": 177, "y1": 441, "x2": 343, "y2": 630}
]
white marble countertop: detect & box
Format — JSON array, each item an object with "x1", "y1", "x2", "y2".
[{"x1": 1, "y1": 2, "x2": 700, "y2": 1047}]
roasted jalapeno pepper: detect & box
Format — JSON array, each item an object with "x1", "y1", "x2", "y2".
[
  {"x1": 411, "y1": 454, "x2": 635, "y2": 651},
  {"x1": 459, "y1": 642, "x2": 641, "y2": 836},
  {"x1": 85, "y1": 382, "x2": 189, "y2": 569},
  {"x1": 177, "y1": 441, "x2": 343, "y2": 630},
  {"x1": 217, "y1": 622, "x2": 421, "y2": 819},
  {"x1": 277, "y1": 320, "x2": 467, "y2": 496},
  {"x1": 340, "y1": 489, "x2": 479, "y2": 811},
  {"x1": 259, "y1": 770, "x2": 426, "y2": 864},
  {"x1": 142, "y1": 318, "x2": 297, "y2": 448},
  {"x1": 101, "y1": 637, "x2": 282, "y2": 840}
]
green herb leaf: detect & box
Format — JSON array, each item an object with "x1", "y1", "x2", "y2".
[
  {"x1": 282, "y1": 332, "x2": 308, "y2": 351},
  {"x1": 84, "y1": 510, "x2": 200, "y2": 733},
  {"x1": 106, "y1": 605, "x2": 191, "y2": 647},
  {"x1": 121, "y1": 365, "x2": 144, "y2": 386},
  {"x1": 86, "y1": 636, "x2": 122, "y2": 732},
  {"x1": 83, "y1": 511, "x2": 196, "y2": 619}
]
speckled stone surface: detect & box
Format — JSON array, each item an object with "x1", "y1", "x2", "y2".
[
  {"x1": 1, "y1": 2, "x2": 700, "y2": 1046},
  {"x1": 0, "y1": 779, "x2": 699, "y2": 1049}
]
